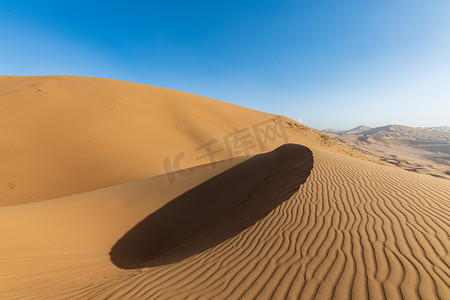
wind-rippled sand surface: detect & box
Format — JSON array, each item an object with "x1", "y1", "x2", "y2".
[{"x1": 1, "y1": 76, "x2": 449, "y2": 299}]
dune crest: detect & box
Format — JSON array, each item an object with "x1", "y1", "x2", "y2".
[{"x1": 0, "y1": 75, "x2": 371, "y2": 206}]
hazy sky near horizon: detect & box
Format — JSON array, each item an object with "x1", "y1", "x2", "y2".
[{"x1": 1, "y1": 0, "x2": 449, "y2": 130}]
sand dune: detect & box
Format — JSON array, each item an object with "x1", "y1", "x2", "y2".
[
  {"x1": 1, "y1": 76, "x2": 449, "y2": 299},
  {"x1": 0, "y1": 75, "x2": 366, "y2": 206}
]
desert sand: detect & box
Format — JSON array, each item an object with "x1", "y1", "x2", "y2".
[{"x1": 1, "y1": 76, "x2": 449, "y2": 299}]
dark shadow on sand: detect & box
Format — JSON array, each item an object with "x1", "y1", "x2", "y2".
[{"x1": 110, "y1": 144, "x2": 313, "y2": 269}]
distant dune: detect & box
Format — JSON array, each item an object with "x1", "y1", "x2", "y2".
[
  {"x1": 324, "y1": 124, "x2": 450, "y2": 179},
  {"x1": 1, "y1": 76, "x2": 449, "y2": 299},
  {"x1": 344, "y1": 125, "x2": 372, "y2": 135}
]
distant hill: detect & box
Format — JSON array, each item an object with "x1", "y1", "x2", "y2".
[
  {"x1": 424, "y1": 126, "x2": 450, "y2": 131},
  {"x1": 322, "y1": 128, "x2": 344, "y2": 134},
  {"x1": 355, "y1": 124, "x2": 450, "y2": 145},
  {"x1": 344, "y1": 125, "x2": 372, "y2": 135},
  {"x1": 323, "y1": 125, "x2": 372, "y2": 135},
  {"x1": 322, "y1": 124, "x2": 450, "y2": 179}
]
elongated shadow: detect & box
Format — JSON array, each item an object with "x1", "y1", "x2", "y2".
[{"x1": 110, "y1": 144, "x2": 313, "y2": 269}]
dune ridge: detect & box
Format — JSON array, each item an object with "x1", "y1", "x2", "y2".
[{"x1": 0, "y1": 75, "x2": 373, "y2": 207}]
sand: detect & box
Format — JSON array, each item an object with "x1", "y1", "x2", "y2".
[{"x1": 1, "y1": 76, "x2": 449, "y2": 299}]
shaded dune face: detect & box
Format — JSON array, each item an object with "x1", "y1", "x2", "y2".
[{"x1": 110, "y1": 144, "x2": 314, "y2": 269}]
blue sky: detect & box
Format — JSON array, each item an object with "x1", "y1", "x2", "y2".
[{"x1": 1, "y1": 0, "x2": 449, "y2": 129}]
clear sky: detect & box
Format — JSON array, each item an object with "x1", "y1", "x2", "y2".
[{"x1": 1, "y1": 0, "x2": 449, "y2": 130}]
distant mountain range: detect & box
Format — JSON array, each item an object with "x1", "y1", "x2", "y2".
[
  {"x1": 322, "y1": 124, "x2": 450, "y2": 178},
  {"x1": 324, "y1": 125, "x2": 450, "y2": 145}
]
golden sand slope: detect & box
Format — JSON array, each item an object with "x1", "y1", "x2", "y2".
[
  {"x1": 1, "y1": 147, "x2": 449, "y2": 299},
  {"x1": 1, "y1": 76, "x2": 449, "y2": 299},
  {"x1": 0, "y1": 75, "x2": 366, "y2": 206}
]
